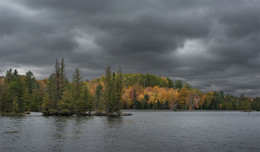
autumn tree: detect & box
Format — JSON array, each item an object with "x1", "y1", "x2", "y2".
[{"x1": 177, "y1": 88, "x2": 190, "y2": 109}]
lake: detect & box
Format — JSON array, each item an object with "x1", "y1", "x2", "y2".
[{"x1": 0, "y1": 111, "x2": 260, "y2": 152}]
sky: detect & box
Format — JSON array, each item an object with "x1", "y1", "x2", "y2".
[{"x1": 0, "y1": 0, "x2": 260, "y2": 96}]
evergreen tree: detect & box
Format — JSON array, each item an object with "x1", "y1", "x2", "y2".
[
  {"x1": 13, "y1": 96, "x2": 19, "y2": 114},
  {"x1": 30, "y1": 88, "x2": 43, "y2": 112},
  {"x1": 58, "y1": 90, "x2": 73, "y2": 116},
  {"x1": 174, "y1": 80, "x2": 183, "y2": 90},
  {"x1": 60, "y1": 58, "x2": 66, "y2": 98},
  {"x1": 72, "y1": 68, "x2": 82, "y2": 99},
  {"x1": 42, "y1": 93, "x2": 52, "y2": 115},
  {"x1": 104, "y1": 66, "x2": 112, "y2": 113},
  {"x1": 7, "y1": 69, "x2": 25, "y2": 113},
  {"x1": 95, "y1": 81, "x2": 103, "y2": 112},
  {"x1": 72, "y1": 68, "x2": 83, "y2": 114},
  {"x1": 25, "y1": 71, "x2": 35, "y2": 94},
  {"x1": 0, "y1": 80, "x2": 11, "y2": 113},
  {"x1": 183, "y1": 83, "x2": 192, "y2": 90},
  {"x1": 22, "y1": 88, "x2": 31, "y2": 112},
  {"x1": 55, "y1": 59, "x2": 60, "y2": 101},
  {"x1": 5, "y1": 69, "x2": 13, "y2": 82},
  {"x1": 46, "y1": 74, "x2": 58, "y2": 111},
  {"x1": 82, "y1": 85, "x2": 94, "y2": 115},
  {"x1": 167, "y1": 78, "x2": 174, "y2": 88},
  {"x1": 111, "y1": 72, "x2": 116, "y2": 112},
  {"x1": 115, "y1": 66, "x2": 123, "y2": 114}
]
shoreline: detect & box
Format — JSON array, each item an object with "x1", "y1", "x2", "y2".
[{"x1": 1, "y1": 110, "x2": 258, "y2": 117}]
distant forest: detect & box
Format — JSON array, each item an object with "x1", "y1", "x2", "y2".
[{"x1": 0, "y1": 58, "x2": 260, "y2": 115}]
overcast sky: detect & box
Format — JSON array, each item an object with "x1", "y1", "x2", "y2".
[{"x1": 0, "y1": 0, "x2": 260, "y2": 96}]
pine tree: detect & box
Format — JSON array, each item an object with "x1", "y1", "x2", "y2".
[
  {"x1": 72, "y1": 68, "x2": 82, "y2": 99},
  {"x1": 60, "y1": 58, "x2": 66, "y2": 99},
  {"x1": 25, "y1": 71, "x2": 35, "y2": 94},
  {"x1": 0, "y1": 79, "x2": 12, "y2": 113},
  {"x1": 111, "y1": 72, "x2": 116, "y2": 112},
  {"x1": 30, "y1": 88, "x2": 43, "y2": 112},
  {"x1": 7, "y1": 69, "x2": 25, "y2": 113},
  {"x1": 22, "y1": 88, "x2": 31, "y2": 112},
  {"x1": 82, "y1": 85, "x2": 94, "y2": 115},
  {"x1": 47, "y1": 74, "x2": 57, "y2": 99},
  {"x1": 5, "y1": 69, "x2": 13, "y2": 82},
  {"x1": 72, "y1": 68, "x2": 83, "y2": 114},
  {"x1": 104, "y1": 66, "x2": 112, "y2": 113},
  {"x1": 115, "y1": 66, "x2": 123, "y2": 114},
  {"x1": 175, "y1": 80, "x2": 183, "y2": 90},
  {"x1": 42, "y1": 93, "x2": 51, "y2": 115},
  {"x1": 55, "y1": 59, "x2": 60, "y2": 101},
  {"x1": 13, "y1": 96, "x2": 19, "y2": 114},
  {"x1": 95, "y1": 81, "x2": 103, "y2": 112}
]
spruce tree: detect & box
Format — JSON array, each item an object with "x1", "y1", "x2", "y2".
[
  {"x1": 72, "y1": 68, "x2": 82, "y2": 99},
  {"x1": 95, "y1": 81, "x2": 103, "y2": 112},
  {"x1": 25, "y1": 71, "x2": 35, "y2": 94},
  {"x1": 104, "y1": 66, "x2": 112, "y2": 113},
  {"x1": 82, "y1": 85, "x2": 94, "y2": 115},
  {"x1": 60, "y1": 58, "x2": 66, "y2": 98},
  {"x1": 72, "y1": 68, "x2": 83, "y2": 114},
  {"x1": 115, "y1": 66, "x2": 123, "y2": 114},
  {"x1": 55, "y1": 59, "x2": 60, "y2": 101},
  {"x1": 111, "y1": 72, "x2": 116, "y2": 112}
]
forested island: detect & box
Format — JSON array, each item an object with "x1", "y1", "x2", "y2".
[{"x1": 0, "y1": 58, "x2": 260, "y2": 116}]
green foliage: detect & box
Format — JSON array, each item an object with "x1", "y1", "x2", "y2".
[
  {"x1": 1, "y1": 59, "x2": 260, "y2": 115},
  {"x1": 103, "y1": 66, "x2": 124, "y2": 113},
  {"x1": 167, "y1": 78, "x2": 174, "y2": 88},
  {"x1": 72, "y1": 68, "x2": 82, "y2": 99},
  {"x1": 95, "y1": 81, "x2": 103, "y2": 112},
  {"x1": 183, "y1": 83, "x2": 191, "y2": 90},
  {"x1": 30, "y1": 89, "x2": 43, "y2": 112},
  {"x1": 25, "y1": 71, "x2": 35, "y2": 94},
  {"x1": 174, "y1": 80, "x2": 183, "y2": 90},
  {"x1": 122, "y1": 73, "x2": 173, "y2": 88},
  {"x1": 13, "y1": 96, "x2": 19, "y2": 113},
  {"x1": 82, "y1": 85, "x2": 94, "y2": 115},
  {"x1": 42, "y1": 93, "x2": 51, "y2": 115},
  {"x1": 104, "y1": 66, "x2": 113, "y2": 113},
  {"x1": 115, "y1": 66, "x2": 123, "y2": 113}
]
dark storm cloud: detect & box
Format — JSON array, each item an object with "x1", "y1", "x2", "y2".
[{"x1": 0, "y1": 0, "x2": 260, "y2": 96}]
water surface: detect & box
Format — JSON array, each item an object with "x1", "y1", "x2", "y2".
[{"x1": 1, "y1": 111, "x2": 260, "y2": 152}]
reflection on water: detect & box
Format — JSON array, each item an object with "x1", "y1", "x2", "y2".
[
  {"x1": 105, "y1": 117, "x2": 123, "y2": 128},
  {"x1": 1, "y1": 111, "x2": 260, "y2": 152}
]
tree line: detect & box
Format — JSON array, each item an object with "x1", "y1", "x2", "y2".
[{"x1": 0, "y1": 59, "x2": 260, "y2": 115}]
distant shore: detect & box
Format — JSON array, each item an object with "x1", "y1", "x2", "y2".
[
  {"x1": 1, "y1": 110, "x2": 258, "y2": 116},
  {"x1": 121, "y1": 109, "x2": 258, "y2": 112}
]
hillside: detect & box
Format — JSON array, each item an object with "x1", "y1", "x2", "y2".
[{"x1": 1, "y1": 62, "x2": 260, "y2": 115}]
